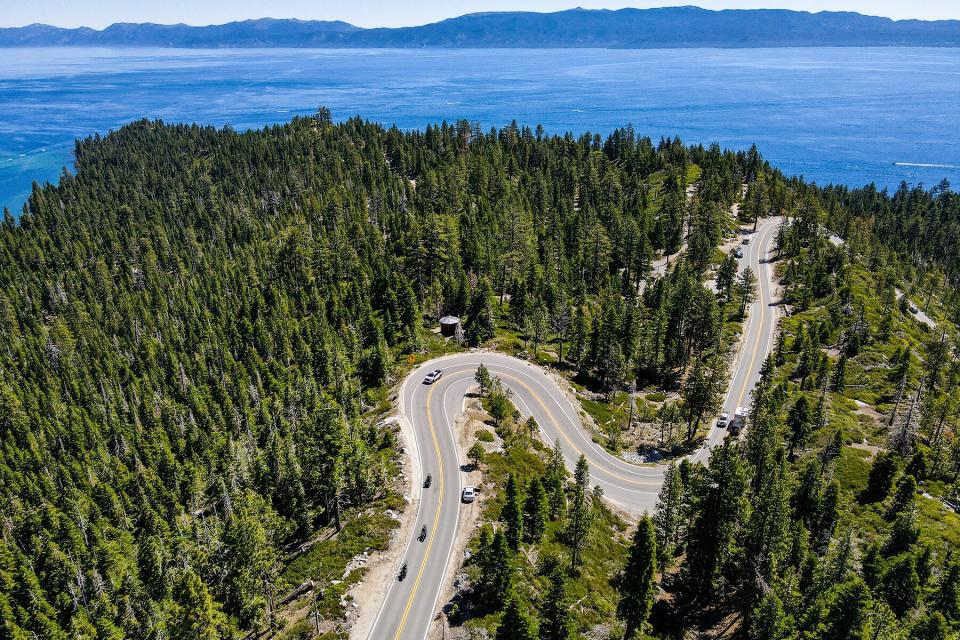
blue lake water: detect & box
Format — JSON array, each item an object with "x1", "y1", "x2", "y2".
[{"x1": 2, "y1": 46, "x2": 960, "y2": 214}]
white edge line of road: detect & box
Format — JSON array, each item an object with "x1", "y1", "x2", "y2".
[
  {"x1": 465, "y1": 359, "x2": 665, "y2": 497},
  {"x1": 370, "y1": 217, "x2": 783, "y2": 635},
  {"x1": 492, "y1": 361, "x2": 666, "y2": 478},
  {"x1": 365, "y1": 367, "x2": 425, "y2": 640},
  {"x1": 371, "y1": 358, "x2": 475, "y2": 640},
  {"x1": 687, "y1": 217, "x2": 779, "y2": 463},
  {"x1": 420, "y1": 376, "x2": 467, "y2": 640},
  {"x1": 394, "y1": 218, "x2": 782, "y2": 486},
  {"x1": 506, "y1": 390, "x2": 661, "y2": 507}
]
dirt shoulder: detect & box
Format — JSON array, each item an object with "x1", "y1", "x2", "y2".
[
  {"x1": 428, "y1": 393, "x2": 487, "y2": 639},
  {"x1": 346, "y1": 416, "x2": 419, "y2": 639}
]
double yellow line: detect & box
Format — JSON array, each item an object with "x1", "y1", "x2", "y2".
[
  {"x1": 734, "y1": 222, "x2": 771, "y2": 411},
  {"x1": 496, "y1": 371, "x2": 662, "y2": 486},
  {"x1": 391, "y1": 366, "x2": 656, "y2": 639},
  {"x1": 392, "y1": 382, "x2": 446, "y2": 639},
  {"x1": 391, "y1": 239, "x2": 775, "y2": 636}
]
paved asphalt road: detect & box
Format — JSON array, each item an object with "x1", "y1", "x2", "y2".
[
  {"x1": 691, "y1": 216, "x2": 782, "y2": 462},
  {"x1": 365, "y1": 216, "x2": 782, "y2": 640},
  {"x1": 895, "y1": 288, "x2": 938, "y2": 331}
]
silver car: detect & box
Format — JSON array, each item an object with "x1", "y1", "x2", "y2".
[{"x1": 423, "y1": 369, "x2": 443, "y2": 384}]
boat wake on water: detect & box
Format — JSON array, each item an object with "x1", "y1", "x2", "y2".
[{"x1": 893, "y1": 162, "x2": 960, "y2": 169}]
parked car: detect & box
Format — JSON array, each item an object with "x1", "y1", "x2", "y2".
[
  {"x1": 733, "y1": 247, "x2": 743, "y2": 258},
  {"x1": 462, "y1": 486, "x2": 476, "y2": 503},
  {"x1": 742, "y1": 238, "x2": 751, "y2": 245},
  {"x1": 423, "y1": 369, "x2": 443, "y2": 384},
  {"x1": 730, "y1": 407, "x2": 748, "y2": 433},
  {"x1": 717, "y1": 412, "x2": 730, "y2": 429}
]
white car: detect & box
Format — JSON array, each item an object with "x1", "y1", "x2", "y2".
[
  {"x1": 717, "y1": 412, "x2": 729, "y2": 428},
  {"x1": 423, "y1": 369, "x2": 443, "y2": 385},
  {"x1": 731, "y1": 407, "x2": 748, "y2": 433},
  {"x1": 461, "y1": 486, "x2": 476, "y2": 503}
]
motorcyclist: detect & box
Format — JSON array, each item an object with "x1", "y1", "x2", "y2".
[
  {"x1": 398, "y1": 562, "x2": 407, "y2": 580},
  {"x1": 419, "y1": 525, "x2": 427, "y2": 541}
]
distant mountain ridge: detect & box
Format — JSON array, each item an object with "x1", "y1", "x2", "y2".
[
  {"x1": 0, "y1": 18, "x2": 358, "y2": 47},
  {"x1": 3, "y1": 7, "x2": 960, "y2": 48}
]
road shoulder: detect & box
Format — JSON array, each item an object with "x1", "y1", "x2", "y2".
[{"x1": 347, "y1": 387, "x2": 423, "y2": 638}]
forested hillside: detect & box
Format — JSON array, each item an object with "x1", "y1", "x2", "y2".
[
  {"x1": 448, "y1": 180, "x2": 960, "y2": 640},
  {"x1": 0, "y1": 112, "x2": 958, "y2": 638},
  {"x1": 641, "y1": 205, "x2": 960, "y2": 639}
]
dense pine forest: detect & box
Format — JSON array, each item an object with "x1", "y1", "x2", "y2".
[{"x1": 0, "y1": 112, "x2": 959, "y2": 639}]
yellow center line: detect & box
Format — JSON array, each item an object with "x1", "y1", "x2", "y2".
[
  {"x1": 389, "y1": 235, "x2": 776, "y2": 635},
  {"x1": 496, "y1": 371, "x2": 662, "y2": 486},
  {"x1": 393, "y1": 382, "x2": 445, "y2": 640},
  {"x1": 735, "y1": 224, "x2": 770, "y2": 410},
  {"x1": 390, "y1": 354, "x2": 675, "y2": 637}
]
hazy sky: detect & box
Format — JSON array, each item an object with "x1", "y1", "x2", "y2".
[{"x1": 4, "y1": 1, "x2": 960, "y2": 29}]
